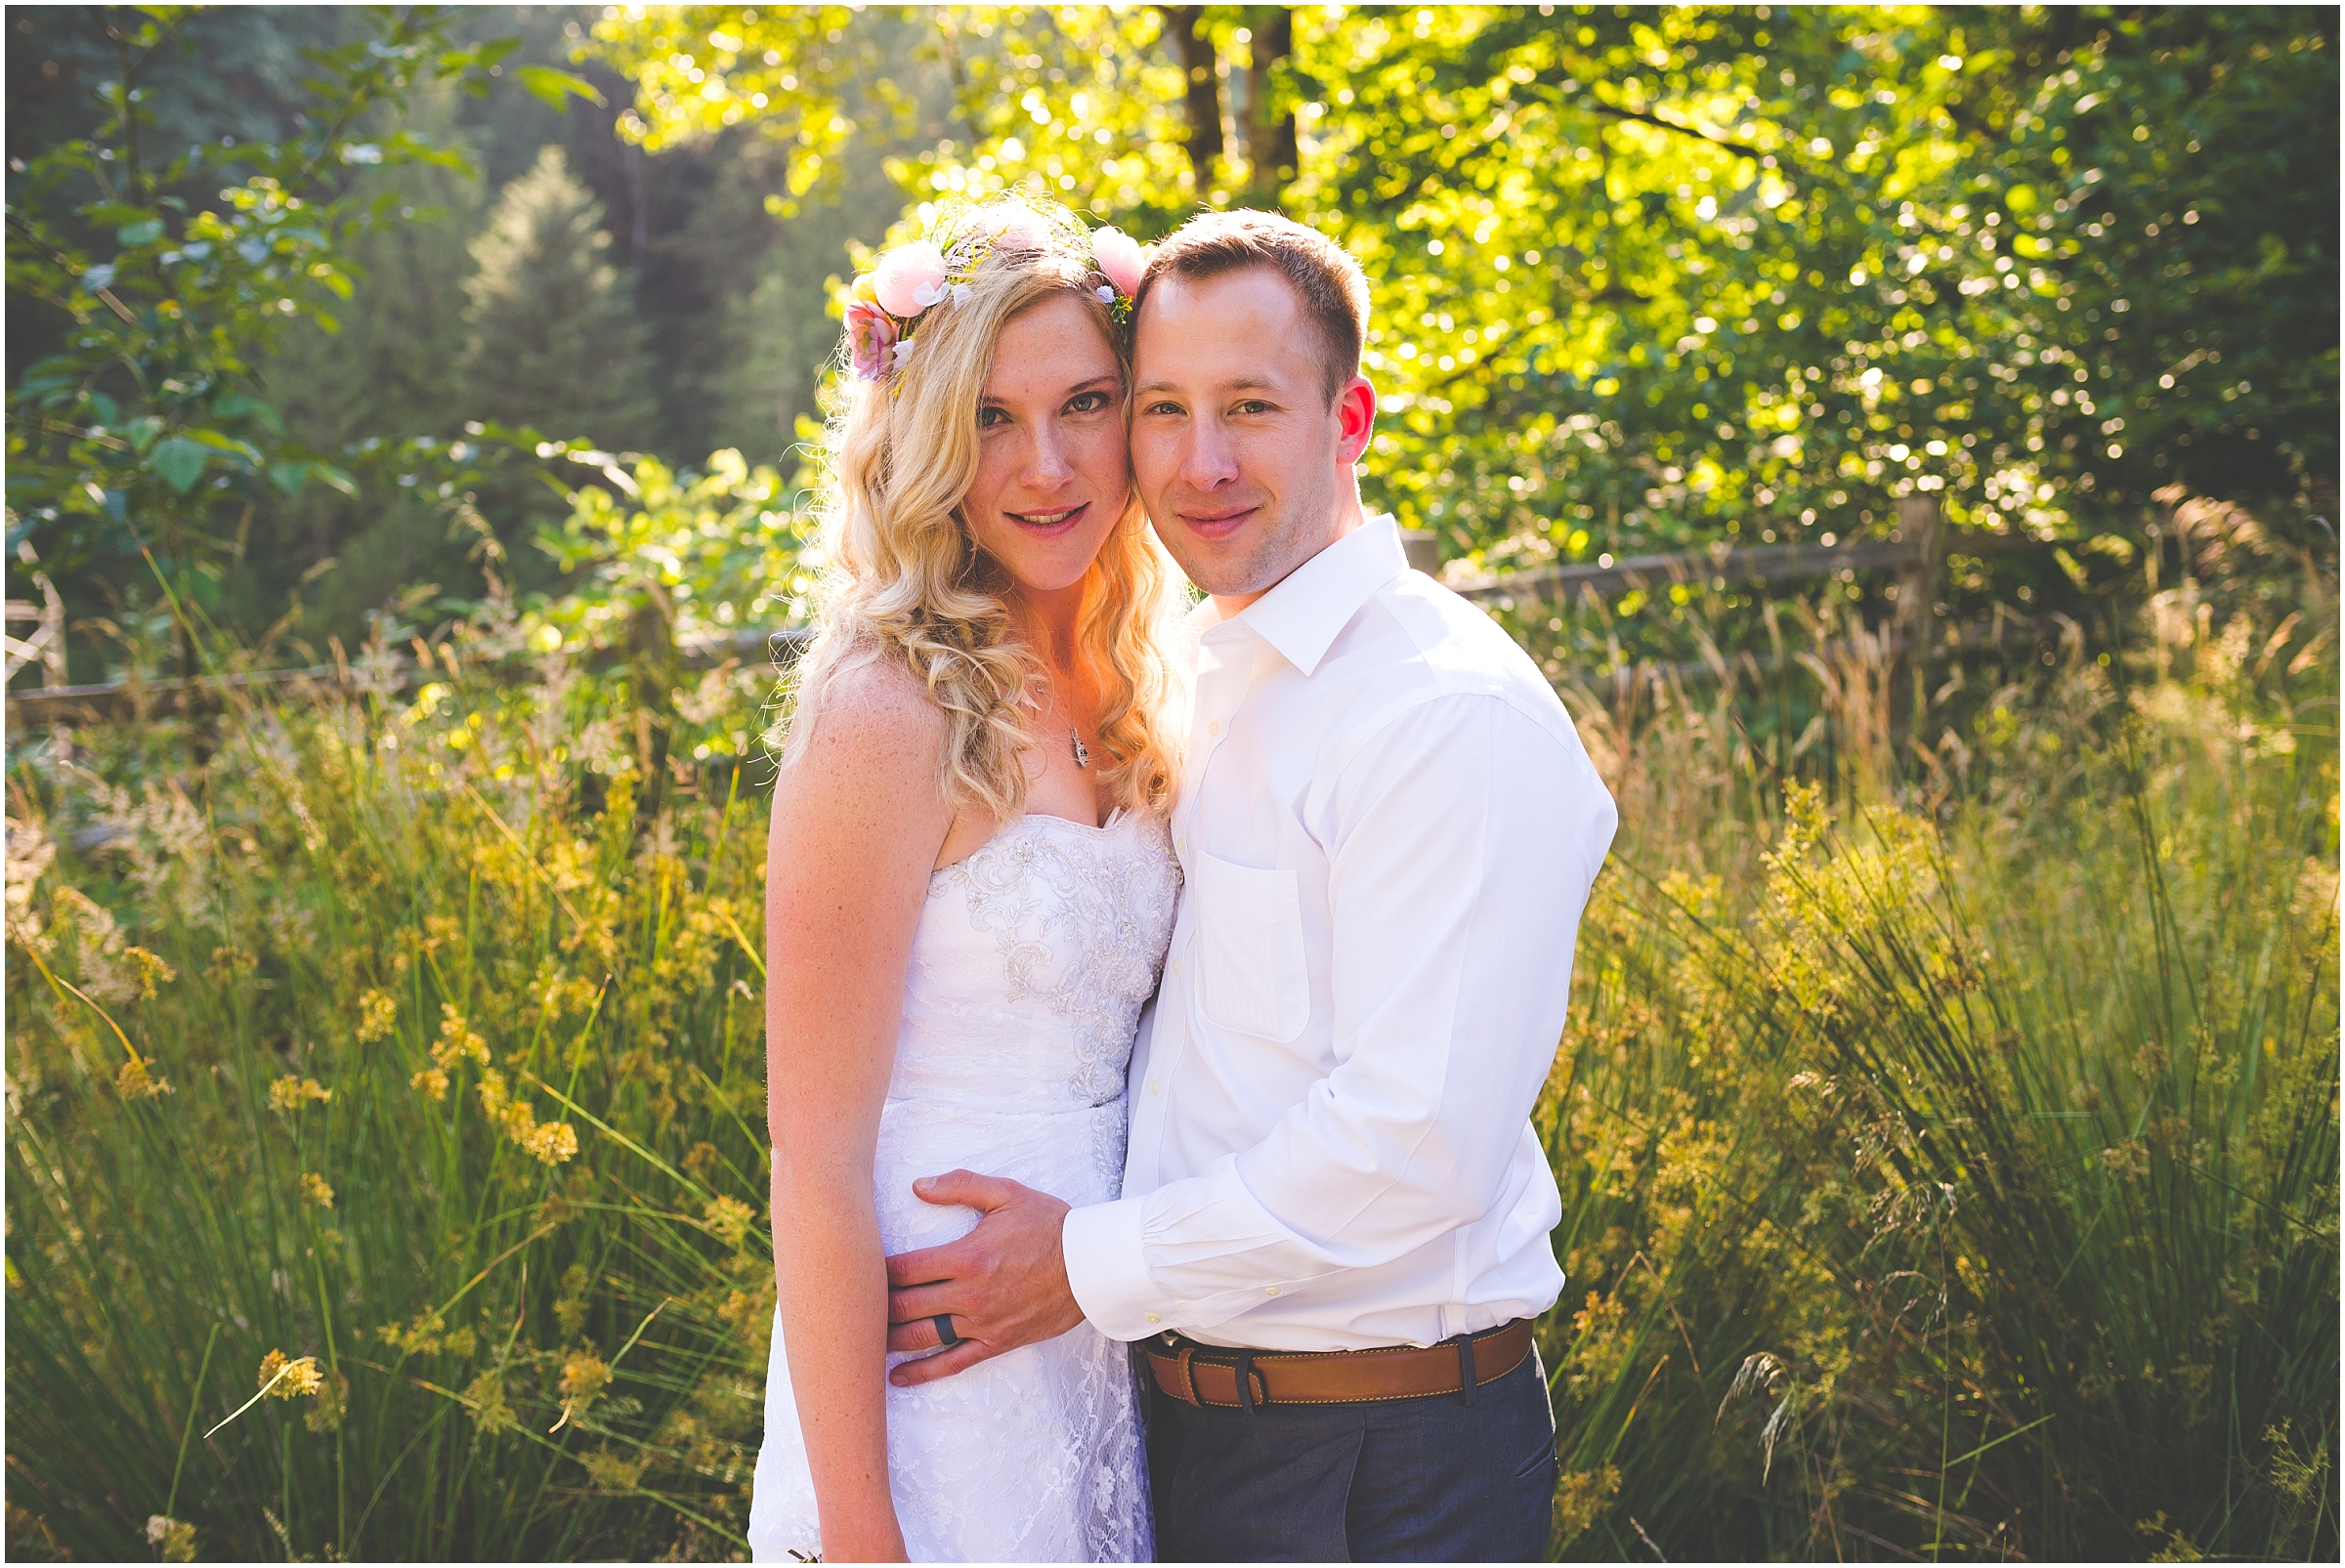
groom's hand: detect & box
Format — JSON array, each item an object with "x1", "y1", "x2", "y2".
[{"x1": 882, "y1": 1169, "x2": 1084, "y2": 1386}]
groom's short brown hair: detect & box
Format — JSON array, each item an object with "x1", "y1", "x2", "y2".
[{"x1": 1134, "y1": 210, "x2": 1371, "y2": 405}]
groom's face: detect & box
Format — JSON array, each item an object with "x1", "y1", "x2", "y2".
[{"x1": 1130, "y1": 268, "x2": 1374, "y2": 610}]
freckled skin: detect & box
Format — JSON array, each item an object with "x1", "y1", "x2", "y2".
[
  {"x1": 961, "y1": 294, "x2": 1130, "y2": 602},
  {"x1": 936, "y1": 293, "x2": 1133, "y2": 862}
]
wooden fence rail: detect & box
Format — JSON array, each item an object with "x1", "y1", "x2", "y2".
[
  {"x1": 0, "y1": 628, "x2": 806, "y2": 729},
  {"x1": 1439, "y1": 495, "x2": 2042, "y2": 608},
  {"x1": 1451, "y1": 535, "x2": 1921, "y2": 604},
  {"x1": 5, "y1": 499, "x2": 2051, "y2": 729}
]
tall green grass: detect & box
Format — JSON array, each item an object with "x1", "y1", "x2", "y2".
[
  {"x1": 6, "y1": 651, "x2": 779, "y2": 1561},
  {"x1": 1535, "y1": 531, "x2": 2339, "y2": 1558},
  {"x1": 4, "y1": 517, "x2": 2334, "y2": 1561}
]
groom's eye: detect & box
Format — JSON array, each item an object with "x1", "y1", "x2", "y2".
[
  {"x1": 1141, "y1": 400, "x2": 1183, "y2": 417},
  {"x1": 1232, "y1": 400, "x2": 1275, "y2": 416}
]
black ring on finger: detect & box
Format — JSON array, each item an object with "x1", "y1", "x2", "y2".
[{"x1": 932, "y1": 1312, "x2": 959, "y2": 1347}]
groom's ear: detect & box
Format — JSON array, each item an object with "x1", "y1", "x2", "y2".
[{"x1": 1335, "y1": 374, "x2": 1377, "y2": 465}]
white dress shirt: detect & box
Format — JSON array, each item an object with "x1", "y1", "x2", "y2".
[{"x1": 1062, "y1": 515, "x2": 1618, "y2": 1351}]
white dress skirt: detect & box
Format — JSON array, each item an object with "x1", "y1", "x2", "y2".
[{"x1": 748, "y1": 810, "x2": 1178, "y2": 1562}]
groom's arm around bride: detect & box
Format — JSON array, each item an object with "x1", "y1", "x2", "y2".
[{"x1": 885, "y1": 210, "x2": 1617, "y2": 1562}]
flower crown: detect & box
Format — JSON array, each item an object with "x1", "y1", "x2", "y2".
[{"x1": 842, "y1": 205, "x2": 1150, "y2": 384}]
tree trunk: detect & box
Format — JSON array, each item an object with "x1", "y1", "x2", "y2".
[
  {"x1": 1244, "y1": 6, "x2": 1297, "y2": 198},
  {"x1": 623, "y1": 141, "x2": 650, "y2": 279},
  {"x1": 1159, "y1": 7, "x2": 1223, "y2": 181}
]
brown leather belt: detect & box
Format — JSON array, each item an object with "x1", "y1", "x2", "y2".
[{"x1": 1144, "y1": 1318, "x2": 1535, "y2": 1411}]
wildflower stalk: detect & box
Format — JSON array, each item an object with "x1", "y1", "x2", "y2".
[
  {"x1": 204, "y1": 1358, "x2": 304, "y2": 1440},
  {"x1": 18, "y1": 941, "x2": 145, "y2": 1075},
  {"x1": 164, "y1": 1323, "x2": 221, "y2": 1521}
]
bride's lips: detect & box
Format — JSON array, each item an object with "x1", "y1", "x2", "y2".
[
  {"x1": 1002, "y1": 500, "x2": 1088, "y2": 535},
  {"x1": 1177, "y1": 503, "x2": 1259, "y2": 542}
]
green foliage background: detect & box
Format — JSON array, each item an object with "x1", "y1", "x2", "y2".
[
  {"x1": 590, "y1": 4, "x2": 2336, "y2": 569},
  {"x1": 3, "y1": 7, "x2": 2337, "y2": 1564},
  {"x1": 7, "y1": 6, "x2": 2336, "y2": 679}
]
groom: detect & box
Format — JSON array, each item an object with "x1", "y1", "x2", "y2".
[{"x1": 883, "y1": 210, "x2": 1617, "y2": 1561}]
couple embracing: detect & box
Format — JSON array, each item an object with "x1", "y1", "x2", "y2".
[{"x1": 748, "y1": 202, "x2": 1617, "y2": 1564}]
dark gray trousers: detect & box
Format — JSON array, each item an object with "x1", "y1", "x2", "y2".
[{"x1": 1146, "y1": 1342, "x2": 1556, "y2": 1562}]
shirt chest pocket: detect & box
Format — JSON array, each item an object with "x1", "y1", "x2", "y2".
[{"x1": 1190, "y1": 851, "x2": 1310, "y2": 1043}]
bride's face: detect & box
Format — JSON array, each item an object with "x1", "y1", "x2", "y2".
[{"x1": 962, "y1": 293, "x2": 1130, "y2": 599}]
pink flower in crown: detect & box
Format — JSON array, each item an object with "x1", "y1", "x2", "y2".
[
  {"x1": 1091, "y1": 227, "x2": 1145, "y2": 298},
  {"x1": 982, "y1": 203, "x2": 1053, "y2": 253},
  {"x1": 844, "y1": 298, "x2": 898, "y2": 381},
  {"x1": 873, "y1": 240, "x2": 950, "y2": 317}
]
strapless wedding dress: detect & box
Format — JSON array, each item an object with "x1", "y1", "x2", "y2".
[{"x1": 748, "y1": 809, "x2": 1178, "y2": 1563}]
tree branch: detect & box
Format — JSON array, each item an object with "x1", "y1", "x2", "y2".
[{"x1": 1560, "y1": 85, "x2": 1773, "y2": 164}]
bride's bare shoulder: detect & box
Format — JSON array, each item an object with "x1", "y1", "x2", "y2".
[{"x1": 787, "y1": 649, "x2": 948, "y2": 772}]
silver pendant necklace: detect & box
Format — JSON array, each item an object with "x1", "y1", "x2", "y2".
[{"x1": 1037, "y1": 674, "x2": 1088, "y2": 768}]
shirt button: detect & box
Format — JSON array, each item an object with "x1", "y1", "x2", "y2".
[
  {"x1": 1147, "y1": 1080, "x2": 1164, "y2": 1095},
  {"x1": 1265, "y1": 1287, "x2": 1280, "y2": 1297},
  {"x1": 1146, "y1": 1313, "x2": 1162, "y2": 1325},
  {"x1": 1172, "y1": 958, "x2": 1181, "y2": 975},
  {"x1": 1207, "y1": 719, "x2": 1221, "y2": 736}
]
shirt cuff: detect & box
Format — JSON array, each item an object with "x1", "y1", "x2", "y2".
[{"x1": 1062, "y1": 1196, "x2": 1166, "y2": 1341}]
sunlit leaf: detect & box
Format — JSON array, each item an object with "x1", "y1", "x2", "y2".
[
  {"x1": 514, "y1": 65, "x2": 606, "y2": 111},
  {"x1": 147, "y1": 436, "x2": 210, "y2": 492}
]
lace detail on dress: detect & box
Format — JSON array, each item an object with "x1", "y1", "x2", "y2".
[
  {"x1": 933, "y1": 811, "x2": 1180, "y2": 1110},
  {"x1": 748, "y1": 809, "x2": 1179, "y2": 1564}
]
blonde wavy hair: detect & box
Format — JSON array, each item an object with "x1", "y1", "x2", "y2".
[{"x1": 785, "y1": 205, "x2": 1189, "y2": 824}]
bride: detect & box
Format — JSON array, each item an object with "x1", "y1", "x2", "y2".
[{"x1": 747, "y1": 201, "x2": 1187, "y2": 1562}]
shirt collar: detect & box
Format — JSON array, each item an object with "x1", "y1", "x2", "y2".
[{"x1": 1203, "y1": 514, "x2": 1406, "y2": 677}]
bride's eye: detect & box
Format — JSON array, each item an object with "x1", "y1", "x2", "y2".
[
  {"x1": 1064, "y1": 391, "x2": 1111, "y2": 415},
  {"x1": 977, "y1": 405, "x2": 1010, "y2": 429}
]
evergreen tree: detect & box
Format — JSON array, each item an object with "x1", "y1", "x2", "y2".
[
  {"x1": 460, "y1": 144, "x2": 658, "y2": 450},
  {"x1": 241, "y1": 155, "x2": 489, "y2": 642},
  {"x1": 700, "y1": 133, "x2": 905, "y2": 461}
]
